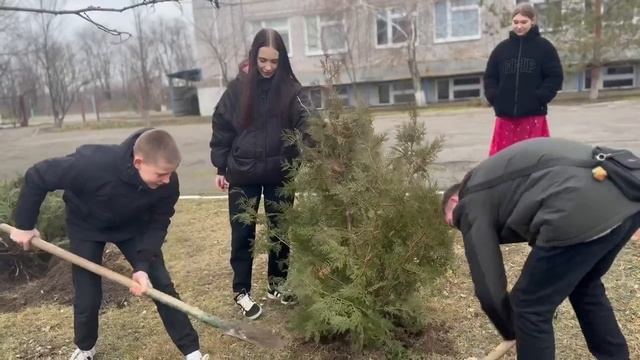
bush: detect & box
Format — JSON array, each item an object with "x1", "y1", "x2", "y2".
[
  {"x1": 0, "y1": 177, "x2": 67, "y2": 281},
  {"x1": 281, "y1": 101, "x2": 453, "y2": 353}
]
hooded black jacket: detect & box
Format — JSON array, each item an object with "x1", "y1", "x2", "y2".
[
  {"x1": 209, "y1": 74, "x2": 312, "y2": 185},
  {"x1": 483, "y1": 26, "x2": 563, "y2": 118},
  {"x1": 14, "y1": 129, "x2": 179, "y2": 272}
]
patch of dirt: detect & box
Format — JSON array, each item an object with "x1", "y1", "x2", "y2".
[
  {"x1": 401, "y1": 321, "x2": 457, "y2": 357},
  {"x1": 0, "y1": 244, "x2": 131, "y2": 313},
  {"x1": 288, "y1": 321, "x2": 456, "y2": 359}
]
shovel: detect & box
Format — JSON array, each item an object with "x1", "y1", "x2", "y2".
[
  {"x1": 465, "y1": 340, "x2": 516, "y2": 360},
  {"x1": 0, "y1": 223, "x2": 284, "y2": 349},
  {"x1": 483, "y1": 340, "x2": 515, "y2": 360}
]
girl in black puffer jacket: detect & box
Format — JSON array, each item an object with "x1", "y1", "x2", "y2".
[{"x1": 209, "y1": 28, "x2": 312, "y2": 319}]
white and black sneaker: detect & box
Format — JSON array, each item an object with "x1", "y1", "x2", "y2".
[
  {"x1": 69, "y1": 347, "x2": 96, "y2": 360},
  {"x1": 267, "y1": 284, "x2": 298, "y2": 305},
  {"x1": 234, "y1": 292, "x2": 262, "y2": 320}
]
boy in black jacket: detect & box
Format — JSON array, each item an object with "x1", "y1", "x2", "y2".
[{"x1": 10, "y1": 129, "x2": 208, "y2": 360}]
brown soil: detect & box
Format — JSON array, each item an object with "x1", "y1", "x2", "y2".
[
  {"x1": 0, "y1": 244, "x2": 131, "y2": 313},
  {"x1": 289, "y1": 321, "x2": 457, "y2": 359}
]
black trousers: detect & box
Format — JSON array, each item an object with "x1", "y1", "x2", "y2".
[
  {"x1": 71, "y1": 238, "x2": 199, "y2": 355},
  {"x1": 511, "y1": 212, "x2": 640, "y2": 360},
  {"x1": 228, "y1": 184, "x2": 293, "y2": 293}
]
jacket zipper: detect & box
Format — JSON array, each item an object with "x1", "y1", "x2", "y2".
[{"x1": 513, "y1": 38, "x2": 523, "y2": 116}]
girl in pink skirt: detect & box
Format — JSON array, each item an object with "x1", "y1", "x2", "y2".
[{"x1": 484, "y1": 3, "x2": 563, "y2": 156}]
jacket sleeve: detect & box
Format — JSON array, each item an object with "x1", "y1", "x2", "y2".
[
  {"x1": 210, "y1": 87, "x2": 237, "y2": 176},
  {"x1": 459, "y1": 214, "x2": 515, "y2": 340},
  {"x1": 536, "y1": 41, "x2": 564, "y2": 104},
  {"x1": 134, "y1": 173, "x2": 179, "y2": 273},
  {"x1": 483, "y1": 48, "x2": 500, "y2": 106},
  {"x1": 290, "y1": 90, "x2": 315, "y2": 148},
  {"x1": 14, "y1": 153, "x2": 83, "y2": 230}
]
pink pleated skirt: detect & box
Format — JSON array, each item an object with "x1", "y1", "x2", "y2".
[{"x1": 489, "y1": 115, "x2": 550, "y2": 156}]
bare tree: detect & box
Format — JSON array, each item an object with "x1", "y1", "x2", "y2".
[
  {"x1": 0, "y1": 14, "x2": 40, "y2": 127},
  {"x1": 403, "y1": 1, "x2": 425, "y2": 106},
  {"x1": 0, "y1": 0, "x2": 218, "y2": 38},
  {"x1": 315, "y1": 0, "x2": 425, "y2": 106},
  {"x1": 192, "y1": 11, "x2": 235, "y2": 86},
  {"x1": 297, "y1": 0, "x2": 373, "y2": 107},
  {"x1": 76, "y1": 26, "x2": 114, "y2": 100},
  {"x1": 32, "y1": 0, "x2": 86, "y2": 127},
  {"x1": 129, "y1": 5, "x2": 153, "y2": 124},
  {"x1": 149, "y1": 17, "x2": 195, "y2": 75}
]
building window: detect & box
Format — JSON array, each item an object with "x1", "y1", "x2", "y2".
[
  {"x1": 305, "y1": 86, "x2": 350, "y2": 108},
  {"x1": 435, "y1": 0, "x2": 481, "y2": 43},
  {"x1": 437, "y1": 76, "x2": 482, "y2": 101},
  {"x1": 378, "y1": 81, "x2": 415, "y2": 105},
  {"x1": 305, "y1": 15, "x2": 347, "y2": 55},
  {"x1": 585, "y1": 65, "x2": 635, "y2": 89},
  {"x1": 305, "y1": 87, "x2": 324, "y2": 109},
  {"x1": 376, "y1": 8, "x2": 411, "y2": 47},
  {"x1": 334, "y1": 86, "x2": 350, "y2": 107},
  {"x1": 516, "y1": 0, "x2": 562, "y2": 32},
  {"x1": 437, "y1": 79, "x2": 450, "y2": 101},
  {"x1": 248, "y1": 18, "x2": 292, "y2": 55}
]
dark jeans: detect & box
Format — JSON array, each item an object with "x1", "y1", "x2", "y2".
[
  {"x1": 511, "y1": 212, "x2": 640, "y2": 360},
  {"x1": 229, "y1": 184, "x2": 293, "y2": 293},
  {"x1": 71, "y1": 238, "x2": 199, "y2": 355}
]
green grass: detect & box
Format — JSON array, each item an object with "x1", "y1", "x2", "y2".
[{"x1": 1, "y1": 200, "x2": 638, "y2": 359}]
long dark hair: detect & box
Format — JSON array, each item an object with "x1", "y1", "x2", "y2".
[{"x1": 239, "y1": 28, "x2": 300, "y2": 128}]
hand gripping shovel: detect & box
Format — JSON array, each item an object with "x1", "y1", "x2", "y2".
[{"x1": 0, "y1": 223, "x2": 284, "y2": 349}]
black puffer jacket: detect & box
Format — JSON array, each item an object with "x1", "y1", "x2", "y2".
[
  {"x1": 209, "y1": 75, "x2": 312, "y2": 185},
  {"x1": 14, "y1": 129, "x2": 179, "y2": 272},
  {"x1": 483, "y1": 26, "x2": 563, "y2": 118}
]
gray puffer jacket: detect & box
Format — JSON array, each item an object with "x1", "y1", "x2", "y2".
[{"x1": 453, "y1": 137, "x2": 640, "y2": 339}]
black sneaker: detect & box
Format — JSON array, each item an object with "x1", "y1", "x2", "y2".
[
  {"x1": 267, "y1": 284, "x2": 298, "y2": 305},
  {"x1": 234, "y1": 292, "x2": 262, "y2": 320}
]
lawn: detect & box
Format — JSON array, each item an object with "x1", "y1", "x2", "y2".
[{"x1": 1, "y1": 200, "x2": 638, "y2": 359}]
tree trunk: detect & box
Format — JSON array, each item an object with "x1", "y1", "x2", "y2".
[
  {"x1": 19, "y1": 94, "x2": 28, "y2": 127},
  {"x1": 91, "y1": 93, "x2": 100, "y2": 122},
  {"x1": 589, "y1": 67, "x2": 601, "y2": 100},
  {"x1": 80, "y1": 94, "x2": 86, "y2": 124},
  {"x1": 590, "y1": 0, "x2": 603, "y2": 100},
  {"x1": 410, "y1": 63, "x2": 425, "y2": 107},
  {"x1": 407, "y1": 11, "x2": 425, "y2": 107}
]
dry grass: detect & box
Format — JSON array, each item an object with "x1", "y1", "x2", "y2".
[
  {"x1": 1, "y1": 200, "x2": 638, "y2": 359},
  {"x1": 42, "y1": 115, "x2": 209, "y2": 132}
]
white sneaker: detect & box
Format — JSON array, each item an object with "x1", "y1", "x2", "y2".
[
  {"x1": 234, "y1": 292, "x2": 263, "y2": 320},
  {"x1": 185, "y1": 350, "x2": 209, "y2": 360},
  {"x1": 69, "y1": 347, "x2": 96, "y2": 360},
  {"x1": 267, "y1": 284, "x2": 298, "y2": 305}
]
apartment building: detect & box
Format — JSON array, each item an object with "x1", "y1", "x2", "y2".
[{"x1": 191, "y1": 0, "x2": 640, "y2": 116}]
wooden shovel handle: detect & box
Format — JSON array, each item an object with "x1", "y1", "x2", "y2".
[
  {"x1": 483, "y1": 340, "x2": 516, "y2": 360},
  {"x1": 0, "y1": 223, "x2": 227, "y2": 329}
]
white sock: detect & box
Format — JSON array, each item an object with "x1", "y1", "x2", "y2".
[{"x1": 185, "y1": 350, "x2": 203, "y2": 360}]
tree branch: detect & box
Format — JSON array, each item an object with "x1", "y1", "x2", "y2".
[
  {"x1": 0, "y1": 0, "x2": 216, "y2": 38},
  {"x1": 0, "y1": 1, "x2": 212, "y2": 15}
]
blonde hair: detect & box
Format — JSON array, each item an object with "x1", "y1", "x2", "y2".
[
  {"x1": 133, "y1": 129, "x2": 181, "y2": 165},
  {"x1": 513, "y1": 2, "x2": 537, "y2": 21}
]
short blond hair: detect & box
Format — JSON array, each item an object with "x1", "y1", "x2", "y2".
[
  {"x1": 133, "y1": 129, "x2": 181, "y2": 165},
  {"x1": 513, "y1": 2, "x2": 537, "y2": 20}
]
